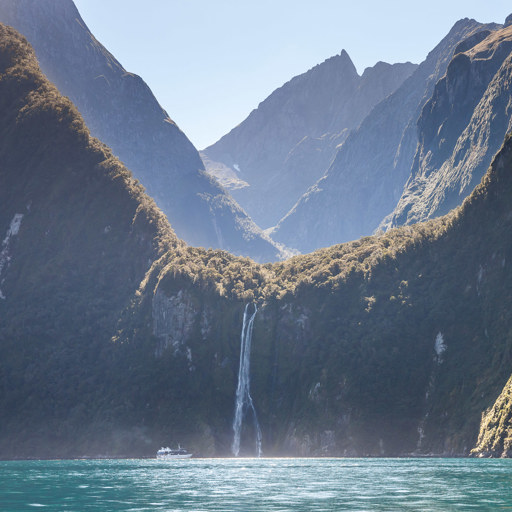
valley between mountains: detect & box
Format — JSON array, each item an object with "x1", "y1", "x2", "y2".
[{"x1": 1, "y1": 1, "x2": 512, "y2": 458}]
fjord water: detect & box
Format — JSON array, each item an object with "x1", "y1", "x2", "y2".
[{"x1": 2, "y1": 458, "x2": 512, "y2": 511}]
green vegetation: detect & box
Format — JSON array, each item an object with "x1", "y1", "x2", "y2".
[
  {"x1": 1, "y1": 23, "x2": 512, "y2": 458},
  {"x1": 471, "y1": 375, "x2": 512, "y2": 457}
]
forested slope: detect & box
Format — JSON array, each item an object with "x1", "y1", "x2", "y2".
[{"x1": 2, "y1": 23, "x2": 512, "y2": 458}]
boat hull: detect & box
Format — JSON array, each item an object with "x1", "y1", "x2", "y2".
[{"x1": 156, "y1": 453, "x2": 193, "y2": 460}]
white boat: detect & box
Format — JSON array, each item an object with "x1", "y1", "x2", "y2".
[{"x1": 156, "y1": 445, "x2": 193, "y2": 459}]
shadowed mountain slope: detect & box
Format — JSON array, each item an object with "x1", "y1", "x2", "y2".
[
  {"x1": 0, "y1": 22, "x2": 183, "y2": 455},
  {"x1": 3, "y1": 21, "x2": 512, "y2": 460},
  {"x1": 0, "y1": 0, "x2": 282, "y2": 262}
]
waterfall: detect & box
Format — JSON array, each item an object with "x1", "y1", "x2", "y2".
[{"x1": 232, "y1": 303, "x2": 262, "y2": 457}]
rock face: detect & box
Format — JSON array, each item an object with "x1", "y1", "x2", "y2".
[
  {"x1": 387, "y1": 24, "x2": 512, "y2": 227},
  {"x1": 471, "y1": 375, "x2": 512, "y2": 458},
  {"x1": 202, "y1": 51, "x2": 416, "y2": 228},
  {"x1": 272, "y1": 18, "x2": 496, "y2": 253},
  {"x1": 0, "y1": 0, "x2": 281, "y2": 261},
  {"x1": 152, "y1": 289, "x2": 198, "y2": 356},
  {"x1": 0, "y1": 22, "x2": 180, "y2": 457},
  {"x1": 5, "y1": 17, "x2": 512, "y2": 460},
  {"x1": 147, "y1": 126, "x2": 512, "y2": 458}
]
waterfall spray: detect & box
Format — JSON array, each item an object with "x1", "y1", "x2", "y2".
[{"x1": 232, "y1": 303, "x2": 262, "y2": 457}]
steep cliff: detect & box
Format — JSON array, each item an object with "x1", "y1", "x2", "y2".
[
  {"x1": 202, "y1": 52, "x2": 416, "y2": 228},
  {"x1": 145, "y1": 130, "x2": 512, "y2": 457},
  {"x1": 3, "y1": 21, "x2": 512, "y2": 459},
  {"x1": 0, "y1": 22, "x2": 182, "y2": 456},
  {"x1": 471, "y1": 376, "x2": 512, "y2": 458},
  {"x1": 388, "y1": 23, "x2": 512, "y2": 227},
  {"x1": 0, "y1": 0, "x2": 281, "y2": 261},
  {"x1": 272, "y1": 18, "x2": 497, "y2": 253}
]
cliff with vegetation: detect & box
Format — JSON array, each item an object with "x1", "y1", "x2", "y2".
[
  {"x1": 471, "y1": 376, "x2": 512, "y2": 457},
  {"x1": 0, "y1": 22, "x2": 183, "y2": 456},
  {"x1": 2, "y1": 22, "x2": 512, "y2": 459}
]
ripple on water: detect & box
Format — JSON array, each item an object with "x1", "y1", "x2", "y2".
[{"x1": 2, "y1": 458, "x2": 512, "y2": 511}]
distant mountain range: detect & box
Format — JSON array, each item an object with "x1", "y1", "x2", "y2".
[
  {"x1": 271, "y1": 18, "x2": 502, "y2": 252},
  {"x1": 202, "y1": 51, "x2": 417, "y2": 229},
  {"x1": 203, "y1": 17, "x2": 512, "y2": 256},
  {"x1": 2, "y1": 13, "x2": 512, "y2": 459},
  {"x1": 0, "y1": 0, "x2": 282, "y2": 262},
  {"x1": 387, "y1": 21, "x2": 512, "y2": 228}
]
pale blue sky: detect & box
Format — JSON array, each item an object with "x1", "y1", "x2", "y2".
[{"x1": 73, "y1": 1, "x2": 510, "y2": 149}]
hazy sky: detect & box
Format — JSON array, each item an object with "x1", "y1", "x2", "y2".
[{"x1": 73, "y1": 1, "x2": 510, "y2": 149}]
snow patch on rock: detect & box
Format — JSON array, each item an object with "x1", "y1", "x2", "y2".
[
  {"x1": 434, "y1": 332, "x2": 446, "y2": 363},
  {"x1": 0, "y1": 213, "x2": 24, "y2": 299}
]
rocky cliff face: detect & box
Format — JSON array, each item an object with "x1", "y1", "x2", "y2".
[
  {"x1": 388, "y1": 24, "x2": 512, "y2": 227},
  {"x1": 3, "y1": 19, "x2": 512, "y2": 460},
  {"x1": 472, "y1": 375, "x2": 512, "y2": 458},
  {"x1": 146, "y1": 132, "x2": 512, "y2": 458},
  {"x1": 0, "y1": 22, "x2": 181, "y2": 457},
  {"x1": 0, "y1": 0, "x2": 281, "y2": 261},
  {"x1": 272, "y1": 18, "x2": 496, "y2": 253},
  {"x1": 202, "y1": 51, "x2": 416, "y2": 228}
]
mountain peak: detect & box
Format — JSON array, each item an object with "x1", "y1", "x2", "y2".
[
  {"x1": 337, "y1": 49, "x2": 357, "y2": 74},
  {"x1": 317, "y1": 49, "x2": 357, "y2": 78},
  {"x1": 203, "y1": 42, "x2": 415, "y2": 229},
  {"x1": 339, "y1": 48, "x2": 351, "y2": 60},
  {"x1": 360, "y1": 60, "x2": 391, "y2": 78},
  {"x1": 505, "y1": 14, "x2": 512, "y2": 27}
]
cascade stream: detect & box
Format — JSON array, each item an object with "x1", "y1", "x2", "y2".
[{"x1": 232, "y1": 303, "x2": 262, "y2": 457}]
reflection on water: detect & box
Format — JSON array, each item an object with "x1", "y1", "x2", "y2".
[{"x1": 2, "y1": 458, "x2": 512, "y2": 511}]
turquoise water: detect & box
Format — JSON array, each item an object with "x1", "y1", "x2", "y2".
[{"x1": 2, "y1": 458, "x2": 512, "y2": 511}]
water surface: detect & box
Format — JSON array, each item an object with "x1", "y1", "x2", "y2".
[{"x1": 2, "y1": 457, "x2": 512, "y2": 511}]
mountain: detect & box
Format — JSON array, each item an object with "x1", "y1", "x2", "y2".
[
  {"x1": 202, "y1": 52, "x2": 416, "y2": 228},
  {"x1": 0, "y1": 22, "x2": 182, "y2": 456},
  {"x1": 0, "y1": 0, "x2": 282, "y2": 262},
  {"x1": 3, "y1": 21, "x2": 512, "y2": 459},
  {"x1": 143, "y1": 130, "x2": 512, "y2": 459},
  {"x1": 387, "y1": 23, "x2": 512, "y2": 227},
  {"x1": 272, "y1": 18, "x2": 498, "y2": 253}
]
